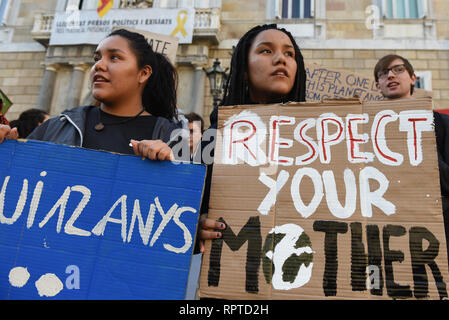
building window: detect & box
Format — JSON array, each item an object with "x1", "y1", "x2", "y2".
[
  {"x1": 415, "y1": 71, "x2": 432, "y2": 91},
  {"x1": 383, "y1": 0, "x2": 427, "y2": 19},
  {"x1": 66, "y1": 0, "x2": 84, "y2": 10},
  {"x1": 0, "y1": 0, "x2": 10, "y2": 25},
  {"x1": 281, "y1": 0, "x2": 313, "y2": 19},
  {"x1": 120, "y1": 0, "x2": 154, "y2": 8}
]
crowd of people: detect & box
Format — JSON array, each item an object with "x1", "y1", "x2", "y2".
[{"x1": 0, "y1": 25, "x2": 448, "y2": 298}]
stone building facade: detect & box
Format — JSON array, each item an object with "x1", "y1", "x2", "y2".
[{"x1": 0, "y1": 0, "x2": 448, "y2": 126}]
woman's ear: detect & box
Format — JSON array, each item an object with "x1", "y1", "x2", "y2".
[{"x1": 139, "y1": 65, "x2": 152, "y2": 84}]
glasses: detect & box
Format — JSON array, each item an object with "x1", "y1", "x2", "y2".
[{"x1": 377, "y1": 64, "x2": 407, "y2": 80}]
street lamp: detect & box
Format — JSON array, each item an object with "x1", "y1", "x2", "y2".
[{"x1": 204, "y1": 58, "x2": 228, "y2": 108}]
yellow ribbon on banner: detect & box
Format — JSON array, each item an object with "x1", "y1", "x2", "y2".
[{"x1": 170, "y1": 10, "x2": 188, "y2": 38}]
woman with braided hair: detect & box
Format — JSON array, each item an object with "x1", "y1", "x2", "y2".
[
  {"x1": 197, "y1": 24, "x2": 307, "y2": 252},
  {"x1": 209, "y1": 23, "x2": 306, "y2": 126}
]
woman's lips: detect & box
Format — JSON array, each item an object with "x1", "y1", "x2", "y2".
[
  {"x1": 271, "y1": 68, "x2": 289, "y2": 78},
  {"x1": 93, "y1": 75, "x2": 109, "y2": 84}
]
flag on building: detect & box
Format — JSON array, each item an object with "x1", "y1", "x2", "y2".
[{"x1": 97, "y1": 0, "x2": 113, "y2": 18}]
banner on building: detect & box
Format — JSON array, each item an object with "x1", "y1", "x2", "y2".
[
  {"x1": 49, "y1": 7, "x2": 194, "y2": 45},
  {"x1": 0, "y1": 139, "x2": 206, "y2": 299},
  {"x1": 199, "y1": 97, "x2": 449, "y2": 300}
]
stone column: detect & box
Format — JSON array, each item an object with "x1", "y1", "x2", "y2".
[
  {"x1": 190, "y1": 63, "x2": 206, "y2": 116},
  {"x1": 66, "y1": 63, "x2": 88, "y2": 110},
  {"x1": 36, "y1": 63, "x2": 58, "y2": 113}
]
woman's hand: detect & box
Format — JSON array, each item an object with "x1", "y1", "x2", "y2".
[
  {"x1": 130, "y1": 139, "x2": 175, "y2": 161},
  {"x1": 0, "y1": 125, "x2": 18, "y2": 143},
  {"x1": 198, "y1": 214, "x2": 226, "y2": 253}
]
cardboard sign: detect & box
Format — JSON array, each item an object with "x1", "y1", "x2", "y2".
[
  {"x1": 199, "y1": 97, "x2": 449, "y2": 300},
  {"x1": 305, "y1": 63, "x2": 383, "y2": 102},
  {"x1": 112, "y1": 26, "x2": 179, "y2": 64},
  {"x1": 0, "y1": 140, "x2": 206, "y2": 299},
  {"x1": 0, "y1": 89, "x2": 13, "y2": 115},
  {"x1": 305, "y1": 64, "x2": 431, "y2": 102}
]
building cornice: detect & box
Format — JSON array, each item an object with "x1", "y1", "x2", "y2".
[
  {"x1": 218, "y1": 39, "x2": 449, "y2": 51},
  {"x1": 0, "y1": 42, "x2": 46, "y2": 52}
]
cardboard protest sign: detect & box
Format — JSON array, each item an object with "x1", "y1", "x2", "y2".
[
  {"x1": 305, "y1": 64, "x2": 431, "y2": 102},
  {"x1": 0, "y1": 139, "x2": 206, "y2": 299},
  {"x1": 199, "y1": 97, "x2": 449, "y2": 300},
  {"x1": 113, "y1": 26, "x2": 179, "y2": 64},
  {"x1": 305, "y1": 63, "x2": 383, "y2": 102},
  {"x1": 0, "y1": 89, "x2": 13, "y2": 115}
]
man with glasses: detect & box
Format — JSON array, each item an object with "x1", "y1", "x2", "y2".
[
  {"x1": 374, "y1": 54, "x2": 417, "y2": 100},
  {"x1": 374, "y1": 54, "x2": 449, "y2": 265}
]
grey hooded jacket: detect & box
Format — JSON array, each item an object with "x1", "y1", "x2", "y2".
[{"x1": 27, "y1": 105, "x2": 181, "y2": 147}]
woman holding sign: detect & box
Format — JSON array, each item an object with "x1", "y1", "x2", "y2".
[
  {"x1": 197, "y1": 24, "x2": 307, "y2": 252},
  {"x1": 0, "y1": 29, "x2": 183, "y2": 160}
]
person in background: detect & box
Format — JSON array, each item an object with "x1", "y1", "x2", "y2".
[
  {"x1": 374, "y1": 54, "x2": 416, "y2": 100},
  {"x1": 0, "y1": 29, "x2": 184, "y2": 161},
  {"x1": 9, "y1": 108, "x2": 50, "y2": 139},
  {"x1": 374, "y1": 54, "x2": 449, "y2": 264},
  {"x1": 197, "y1": 24, "x2": 307, "y2": 253},
  {"x1": 184, "y1": 112, "x2": 204, "y2": 162}
]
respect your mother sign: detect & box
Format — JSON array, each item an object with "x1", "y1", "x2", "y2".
[{"x1": 199, "y1": 97, "x2": 448, "y2": 300}]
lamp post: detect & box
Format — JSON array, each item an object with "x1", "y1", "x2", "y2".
[{"x1": 204, "y1": 58, "x2": 228, "y2": 108}]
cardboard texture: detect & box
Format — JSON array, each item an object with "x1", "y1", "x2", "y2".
[
  {"x1": 305, "y1": 63, "x2": 430, "y2": 102},
  {"x1": 199, "y1": 97, "x2": 449, "y2": 300},
  {"x1": 112, "y1": 26, "x2": 179, "y2": 64},
  {"x1": 0, "y1": 139, "x2": 206, "y2": 299}
]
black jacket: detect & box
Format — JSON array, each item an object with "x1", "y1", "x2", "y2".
[{"x1": 27, "y1": 106, "x2": 180, "y2": 147}]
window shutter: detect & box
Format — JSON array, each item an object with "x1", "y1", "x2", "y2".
[
  {"x1": 381, "y1": 0, "x2": 388, "y2": 18},
  {"x1": 0, "y1": 0, "x2": 8, "y2": 24},
  {"x1": 417, "y1": 0, "x2": 427, "y2": 18},
  {"x1": 66, "y1": 0, "x2": 80, "y2": 10},
  {"x1": 266, "y1": 0, "x2": 280, "y2": 19}
]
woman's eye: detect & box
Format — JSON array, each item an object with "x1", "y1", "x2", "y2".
[
  {"x1": 286, "y1": 51, "x2": 294, "y2": 57},
  {"x1": 260, "y1": 49, "x2": 271, "y2": 54},
  {"x1": 93, "y1": 56, "x2": 100, "y2": 62}
]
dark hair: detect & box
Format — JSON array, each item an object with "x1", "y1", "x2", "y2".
[
  {"x1": 185, "y1": 112, "x2": 204, "y2": 132},
  {"x1": 210, "y1": 24, "x2": 306, "y2": 125},
  {"x1": 374, "y1": 54, "x2": 415, "y2": 95},
  {"x1": 9, "y1": 108, "x2": 49, "y2": 138},
  {"x1": 107, "y1": 29, "x2": 178, "y2": 120}
]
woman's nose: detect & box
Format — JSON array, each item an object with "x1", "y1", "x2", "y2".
[
  {"x1": 94, "y1": 58, "x2": 106, "y2": 71},
  {"x1": 273, "y1": 51, "x2": 286, "y2": 65}
]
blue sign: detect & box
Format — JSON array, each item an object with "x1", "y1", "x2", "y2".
[{"x1": 0, "y1": 140, "x2": 206, "y2": 299}]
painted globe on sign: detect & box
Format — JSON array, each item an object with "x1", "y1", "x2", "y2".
[{"x1": 263, "y1": 223, "x2": 314, "y2": 290}]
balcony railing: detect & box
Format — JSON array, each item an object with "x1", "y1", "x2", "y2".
[
  {"x1": 193, "y1": 7, "x2": 220, "y2": 43},
  {"x1": 31, "y1": 7, "x2": 220, "y2": 45},
  {"x1": 31, "y1": 13, "x2": 54, "y2": 43}
]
